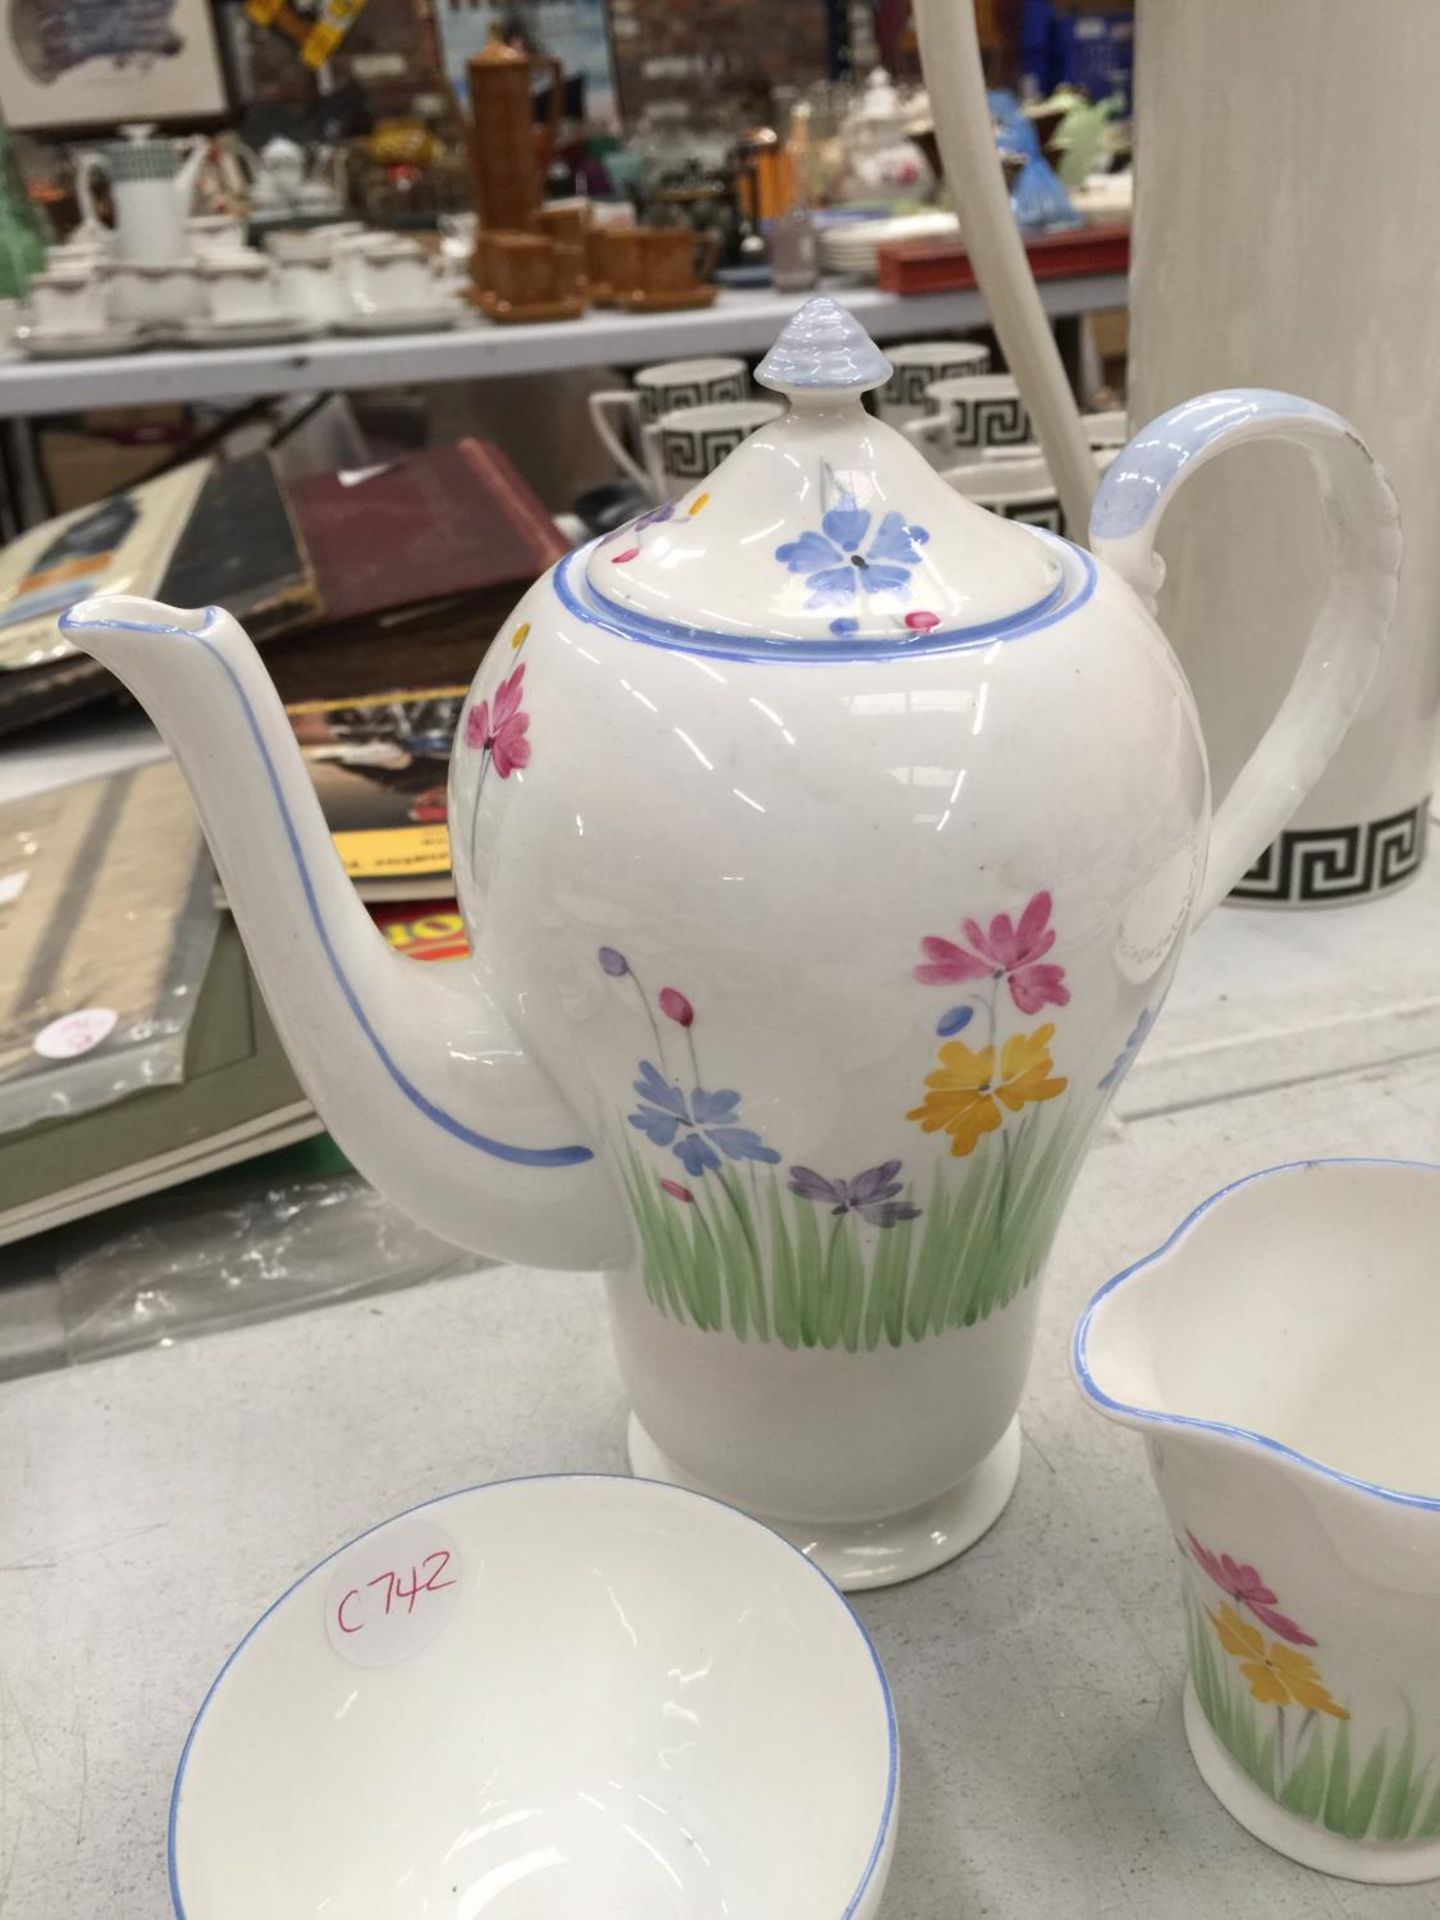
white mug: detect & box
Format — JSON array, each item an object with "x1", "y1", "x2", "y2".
[
  {"x1": 200, "y1": 250, "x2": 283, "y2": 325},
  {"x1": 950, "y1": 446, "x2": 1118, "y2": 537},
  {"x1": 590, "y1": 357, "x2": 751, "y2": 496},
  {"x1": 101, "y1": 259, "x2": 204, "y2": 328},
  {"x1": 904, "y1": 374, "x2": 1033, "y2": 467},
  {"x1": 25, "y1": 268, "x2": 109, "y2": 336},
  {"x1": 647, "y1": 398, "x2": 783, "y2": 501},
  {"x1": 345, "y1": 239, "x2": 435, "y2": 315},
  {"x1": 276, "y1": 250, "x2": 346, "y2": 325},
  {"x1": 874, "y1": 339, "x2": 992, "y2": 425}
]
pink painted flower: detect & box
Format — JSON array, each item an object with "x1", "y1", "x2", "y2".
[
  {"x1": 659, "y1": 1178, "x2": 694, "y2": 1203},
  {"x1": 915, "y1": 890, "x2": 1069, "y2": 1015},
  {"x1": 1187, "y1": 1531, "x2": 1316, "y2": 1646},
  {"x1": 611, "y1": 546, "x2": 640, "y2": 564},
  {"x1": 905, "y1": 609, "x2": 941, "y2": 633},
  {"x1": 466, "y1": 665, "x2": 531, "y2": 776},
  {"x1": 658, "y1": 987, "x2": 694, "y2": 1027}
]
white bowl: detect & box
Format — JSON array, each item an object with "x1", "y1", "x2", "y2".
[{"x1": 169, "y1": 1475, "x2": 898, "y2": 1918}]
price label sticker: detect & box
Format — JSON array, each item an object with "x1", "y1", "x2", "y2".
[
  {"x1": 323, "y1": 1515, "x2": 462, "y2": 1670},
  {"x1": 33, "y1": 1006, "x2": 118, "y2": 1060}
]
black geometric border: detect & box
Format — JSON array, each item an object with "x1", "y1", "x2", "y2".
[{"x1": 1232, "y1": 799, "x2": 1429, "y2": 903}]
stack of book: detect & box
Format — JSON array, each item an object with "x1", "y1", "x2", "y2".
[{"x1": 0, "y1": 437, "x2": 563, "y2": 1244}]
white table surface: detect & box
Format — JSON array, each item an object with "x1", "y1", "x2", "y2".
[
  {"x1": 3, "y1": 1043, "x2": 1440, "y2": 1918},
  {"x1": 0, "y1": 275, "x2": 1126, "y2": 417}
]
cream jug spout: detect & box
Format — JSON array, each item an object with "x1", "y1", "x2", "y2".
[
  {"x1": 58, "y1": 596, "x2": 629, "y2": 1270},
  {"x1": 1075, "y1": 1160, "x2": 1440, "y2": 1882}
]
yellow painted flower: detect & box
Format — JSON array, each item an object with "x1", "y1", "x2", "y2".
[
  {"x1": 906, "y1": 1024, "x2": 1067, "y2": 1157},
  {"x1": 1207, "y1": 1605, "x2": 1349, "y2": 1717},
  {"x1": 687, "y1": 491, "x2": 710, "y2": 517},
  {"x1": 510, "y1": 622, "x2": 530, "y2": 651}
]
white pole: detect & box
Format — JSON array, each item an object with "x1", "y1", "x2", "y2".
[{"x1": 913, "y1": 0, "x2": 1096, "y2": 540}]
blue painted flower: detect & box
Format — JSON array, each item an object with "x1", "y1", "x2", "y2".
[
  {"x1": 628, "y1": 1060, "x2": 780, "y2": 1177},
  {"x1": 788, "y1": 1159, "x2": 921, "y2": 1228},
  {"x1": 1098, "y1": 1009, "x2": 1156, "y2": 1092},
  {"x1": 776, "y1": 496, "x2": 930, "y2": 610}
]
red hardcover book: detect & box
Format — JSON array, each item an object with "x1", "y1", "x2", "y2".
[{"x1": 286, "y1": 438, "x2": 567, "y2": 628}]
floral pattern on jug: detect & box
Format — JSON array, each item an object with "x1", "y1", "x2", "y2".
[
  {"x1": 598, "y1": 887, "x2": 1095, "y2": 1351},
  {"x1": 1180, "y1": 1531, "x2": 1440, "y2": 1846}
]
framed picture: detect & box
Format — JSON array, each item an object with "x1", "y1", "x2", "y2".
[{"x1": 0, "y1": 0, "x2": 229, "y2": 131}]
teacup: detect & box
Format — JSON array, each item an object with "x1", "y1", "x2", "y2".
[
  {"x1": 535, "y1": 199, "x2": 591, "y2": 250},
  {"x1": 604, "y1": 226, "x2": 719, "y2": 309},
  {"x1": 199, "y1": 249, "x2": 284, "y2": 325},
  {"x1": 648, "y1": 398, "x2": 782, "y2": 501},
  {"x1": 344, "y1": 238, "x2": 436, "y2": 315},
  {"x1": 874, "y1": 339, "x2": 992, "y2": 425},
  {"x1": 100, "y1": 259, "x2": 204, "y2": 329},
  {"x1": 266, "y1": 223, "x2": 364, "y2": 263},
  {"x1": 25, "y1": 267, "x2": 109, "y2": 337},
  {"x1": 590, "y1": 357, "x2": 752, "y2": 494},
  {"x1": 903, "y1": 373, "x2": 1033, "y2": 466},
  {"x1": 275, "y1": 244, "x2": 346, "y2": 325},
  {"x1": 483, "y1": 232, "x2": 584, "y2": 323},
  {"x1": 186, "y1": 214, "x2": 247, "y2": 260}
]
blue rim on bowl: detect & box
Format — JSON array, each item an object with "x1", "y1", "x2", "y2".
[{"x1": 168, "y1": 1471, "x2": 899, "y2": 1919}]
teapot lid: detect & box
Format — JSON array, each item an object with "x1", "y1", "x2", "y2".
[{"x1": 585, "y1": 297, "x2": 1064, "y2": 654}]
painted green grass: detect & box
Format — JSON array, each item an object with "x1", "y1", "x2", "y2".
[
  {"x1": 1185, "y1": 1591, "x2": 1440, "y2": 1843},
  {"x1": 616, "y1": 1100, "x2": 1095, "y2": 1349}
]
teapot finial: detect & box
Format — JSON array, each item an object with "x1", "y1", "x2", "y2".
[{"x1": 756, "y1": 296, "x2": 892, "y2": 400}]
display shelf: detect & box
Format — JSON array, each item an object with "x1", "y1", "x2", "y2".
[
  {"x1": 0, "y1": 274, "x2": 1126, "y2": 418},
  {"x1": 5, "y1": 1048, "x2": 1440, "y2": 1917}
]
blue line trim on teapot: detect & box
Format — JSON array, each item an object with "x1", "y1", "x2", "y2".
[
  {"x1": 556, "y1": 533, "x2": 1095, "y2": 663},
  {"x1": 1073, "y1": 1158, "x2": 1440, "y2": 1513},
  {"x1": 58, "y1": 605, "x2": 595, "y2": 1170}
]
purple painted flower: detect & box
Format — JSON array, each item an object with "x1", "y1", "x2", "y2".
[
  {"x1": 658, "y1": 987, "x2": 694, "y2": 1027},
  {"x1": 936, "y1": 1005, "x2": 973, "y2": 1038},
  {"x1": 788, "y1": 1160, "x2": 921, "y2": 1229},
  {"x1": 628, "y1": 1060, "x2": 779, "y2": 1179},
  {"x1": 776, "y1": 495, "x2": 930, "y2": 610},
  {"x1": 597, "y1": 947, "x2": 630, "y2": 978}
]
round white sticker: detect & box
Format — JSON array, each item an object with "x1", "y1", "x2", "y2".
[
  {"x1": 33, "y1": 1006, "x2": 119, "y2": 1060},
  {"x1": 323, "y1": 1515, "x2": 462, "y2": 1670}
]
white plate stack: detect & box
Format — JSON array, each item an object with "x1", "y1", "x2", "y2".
[{"x1": 818, "y1": 211, "x2": 961, "y2": 282}]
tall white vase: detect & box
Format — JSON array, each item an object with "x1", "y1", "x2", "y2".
[{"x1": 1130, "y1": 0, "x2": 1440, "y2": 903}]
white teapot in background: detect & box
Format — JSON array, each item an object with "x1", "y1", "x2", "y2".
[
  {"x1": 841, "y1": 67, "x2": 935, "y2": 201},
  {"x1": 56, "y1": 300, "x2": 1398, "y2": 1589},
  {"x1": 76, "y1": 125, "x2": 207, "y2": 264}
]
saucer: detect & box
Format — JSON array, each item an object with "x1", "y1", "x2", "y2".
[
  {"x1": 16, "y1": 322, "x2": 144, "y2": 359},
  {"x1": 178, "y1": 316, "x2": 318, "y2": 347},
  {"x1": 332, "y1": 304, "x2": 463, "y2": 335},
  {"x1": 613, "y1": 284, "x2": 719, "y2": 313},
  {"x1": 169, "y1": 1475, "x2": 898, "y2": 1919}
]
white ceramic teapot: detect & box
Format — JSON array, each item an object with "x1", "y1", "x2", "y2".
[
  {"x1": 842, "y1": 68, "x2": 935, "y2": 201},
  {"x1": 76, "y1": 125, "x2": 207, "y2": 265},
  {"x1": 58, "y1": 300, "x2": 1398, "y2": 1589}
]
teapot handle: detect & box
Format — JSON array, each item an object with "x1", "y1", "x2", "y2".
[{"x1": 1090, "y1": 389, "x2": 1401, "y2": 922}]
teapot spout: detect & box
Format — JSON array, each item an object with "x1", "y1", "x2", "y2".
[{"x1": 58, "y1": 595, "x2": 629, "y2": 1270}]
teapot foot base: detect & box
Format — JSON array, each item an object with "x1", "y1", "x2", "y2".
[
  {"x1": 1183, "y1": 1680, "x2": 1440, "y2": 1884},
  {"x1": 626, "y1": 1413, "x2": 1021, "y2": 1592}
]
